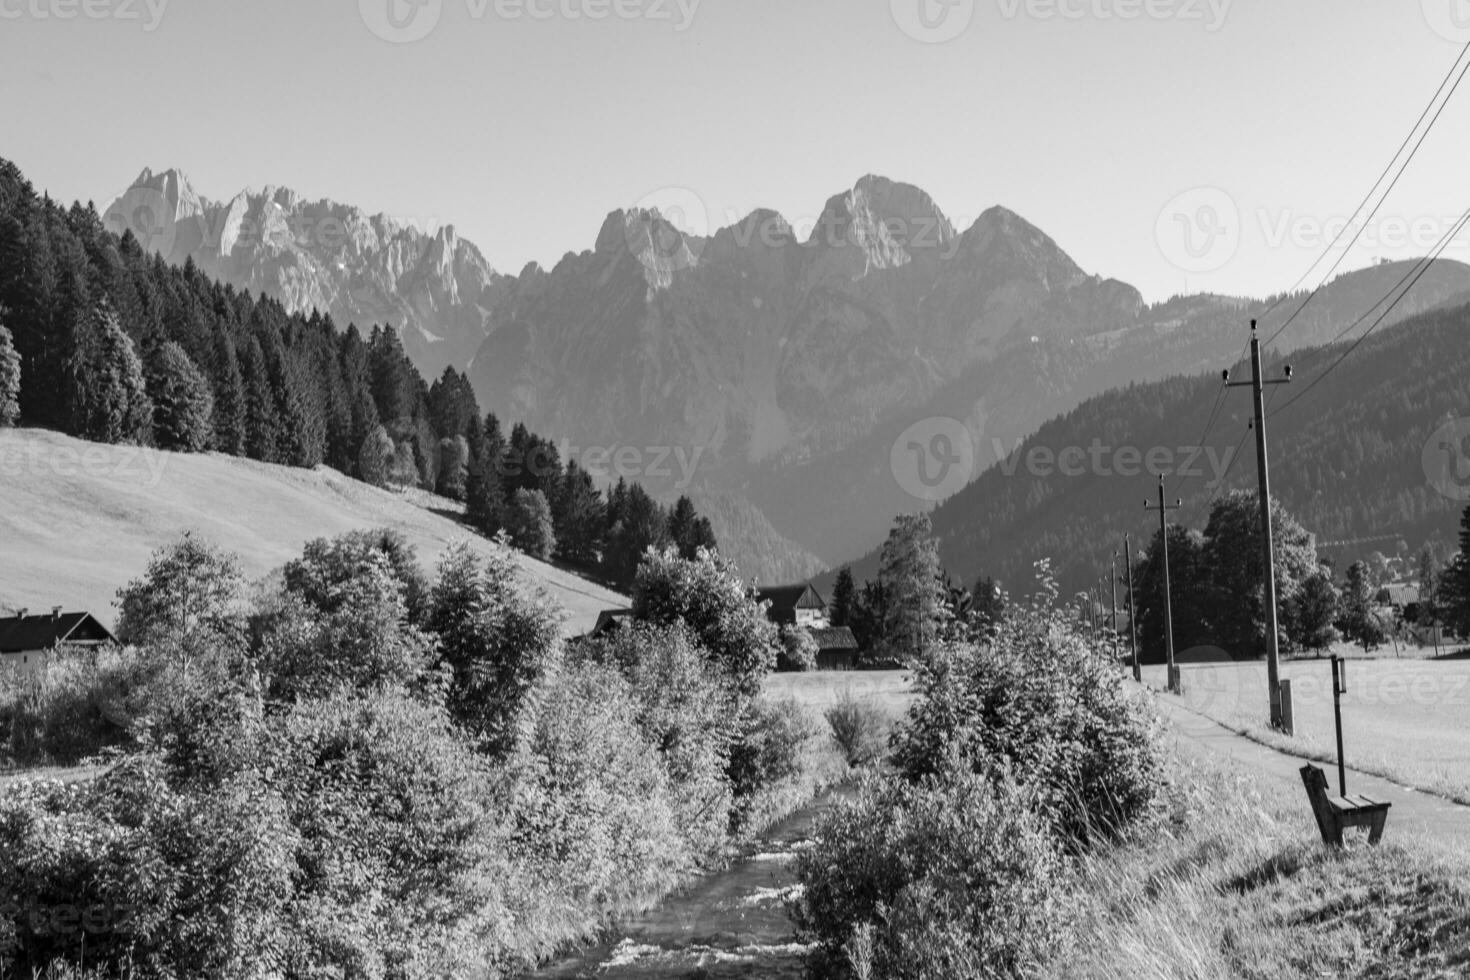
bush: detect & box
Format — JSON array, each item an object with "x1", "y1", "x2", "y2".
[
  {"x1": 891, "y1": 576, "x2": 1164, "y2": 849},
  {"x1": 507, "y1": 661, "x2": 690, "y2": 909},
  {"x1": 727, "y1": 695, "x2": 814, "y2": 826},
  {"x1": 0, "y1": 649, "x2": 142, "y2": 767},
  {"x1": 778, "y1": 623, "x2": 818, "y2": 672},
  {"x1": 576, "y1": 622, "x2": 735, "y2": 854},
  {"x1": 793, "y1": 760, "x2": 1069, "y2": 979},
  {"x1": 824, "y1": 690, "x2": 889, "y2": 769}
]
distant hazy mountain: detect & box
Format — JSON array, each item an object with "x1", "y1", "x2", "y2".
[
  {"x1": 104, "y1": 168, "x2": 511, "y2": 379},
  {"x1": 824, "y1": 294, "x2": 1470, "y2": 598}
]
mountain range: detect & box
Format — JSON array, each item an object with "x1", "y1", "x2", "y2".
[{"x1": 104, "y1": 170, "x2": 1470, "y2": 582}]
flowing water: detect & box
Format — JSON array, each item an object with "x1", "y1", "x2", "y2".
[{"x1": 525, "y1": 788, "x2": 851, "y2": 978}]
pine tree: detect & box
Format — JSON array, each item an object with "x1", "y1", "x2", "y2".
[
  {"x1": 64, "y1": 301, "x2": 153, "y2": 444},
  {"x1": 240, "y1": 335, "x2": 279, "y2": 462},
  {"x1": 0, "y1": 321, "x2": 20, "y2": 426},
  {"x1": 553, "y1": 460, "x2": 606, "y2": 567},
  {"x1": 209, "y1": 331, "x2": 245, "y2": 456},
  {"x1": 465, "y1": 414, "x2": 505, "y2": 536},
  {"x1": 830, "y1": 566, "x2": 855, "y2": 627}
]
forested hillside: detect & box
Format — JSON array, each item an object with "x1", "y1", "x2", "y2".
[
  {"x1": 0, "y1": 158, "x2": 714, "y2": 591},
  {"x1": 831, "y1": 302, "x2": 1470, "y2": 596}
]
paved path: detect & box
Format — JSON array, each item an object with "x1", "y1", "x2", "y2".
[{"x1": 1140, "y1": 680, "x2": 1470, "y2": 846}]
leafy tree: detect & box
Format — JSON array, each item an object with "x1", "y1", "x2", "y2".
[
  {"x1": 632, "y1": 547, "x2": 777, "y2": 699},
  {"x1": 506, "y1": 487, "x2": 556, "y2": 561},
  {"x1": 1201, "y1": 491, "x2": 1318, "y2": 657},
  {"x1": 829, "y1": 566, "x2": 855, "y2": 628},
  {"x1": 147, "y1": 341, "x2": 215, "y2": 452},
  {"x1": 114, "y1": 532, "x2": 246, "y2": 665},
  {"x1": 1132, "y1": 524, "x2": 1212, "y2": 661},
  {"x1": 0, "y1": 321, "x2": 19, "y2": 426},
  {"x1": 282, "y1": 528, "x2": 430, "y2": 625},
  {"x1": 359, "y1": 425, "x2": 395, "y2": 487},
  {"x1": 1415, "y1": 543, "x2": 1443, "y2": 632},
  {"x1": 427, "y1": 541, "x2": 562, "y2": 757},
  {"x1": 1291, "y1": 568, "x2": 1340, "y2": 653},
  {"x1": 877, "y1": 513, "x2": 948, "y2": 663},
  {"x1": 64, "y1": 301, "x2": 153, "y2": 444},
  {"x1": 1339, "y1": 560, "x2": 1386, "y2": 652}
]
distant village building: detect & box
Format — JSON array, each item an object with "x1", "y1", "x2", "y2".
[
  {"x1": 0, "y1": 608, "x2": 116, "y2": 676},
  {"x1": 589, "y1": 608, "x2": 635, "y2": 638},
  {"x1": 757, "y1": 584, "x2": 859, "y2": 670}
]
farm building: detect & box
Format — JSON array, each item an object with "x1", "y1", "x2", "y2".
[
  {"x1": 755, "y1": 584, "x2": 827, "y2": 628},
  {"x1": 589, "y1": 608, "x2": 635, "y2": 638},
  {"x1": 807, "y1": 626, "x2": 859, "y2": 670},
  {"x1": 0, "y1": 608, "x2": 116, "y2": 676}
]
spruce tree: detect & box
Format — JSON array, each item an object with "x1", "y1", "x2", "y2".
[
  {"x1": 1442, "y1": 506, "x2": 1470, "y2": 639},
  {"x1": 147, "y1": 340, "x2": 215, "y2": 452},
  {"x1": 240, "y1": 335, "x2": 279, "y2": 462},
  {"x1": 64, "y1": 301, "x2": 153, "y2": 444},
  {"x1": 210, "y1": 332, "x2": 245, "y2": 456},
  {"x1": 829, "y1": 566, "x2": 856, "y2": 627}
]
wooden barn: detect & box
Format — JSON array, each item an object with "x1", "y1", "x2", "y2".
[
  {"x1": 0, "y1": 608, "x2": 116, "y2": 676},
  {"x1": 808, "y1": 626, "x2": 860, "y2": 670},
  {"x1": 756, "y1": 584, "x2": 827, "y2": 628}
]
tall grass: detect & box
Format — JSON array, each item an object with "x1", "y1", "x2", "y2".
[{"x1": 1062, "y1": 734, "x2": 1470, "y2": 980}]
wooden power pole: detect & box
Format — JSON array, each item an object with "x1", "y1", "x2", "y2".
[
  {"x1": 1225, "y1": 321, "x2": 1293, "y2": 730},
  {"x1": 1146, "y1": 475, "x2": 1183, "y2": 694},
  {"x1": 1110, "y1": 552, "x2": 1120, "y2": 664},
  {"x1": 1124, "y1": 534, "x2": 1140, "y2": 682}
]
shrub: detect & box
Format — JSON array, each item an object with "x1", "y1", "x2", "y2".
[
  {"x1": 507, "y1": 660, "x2": 690, "y2": 909},
  {"x1": 576, "y1": 622, "x2": 735, "y2": 854},
  {"x1": 727, "y1": 695, "x2": 814, "y2": 825},
  {"x1": 891, "y1": 571, "x2": 1164, "y2": 849},
  {"x1": 778, "y1": 623, "x2": 818, "y2": 672},
  {"x1": 0, "y1": 649, "x2": 148, "y2": 767},
  {"x1": 824, "y1": 689, "x2": 889, "y2": 769},
  {"x1": 793, "y1": 760, "x2": 1069, "y2": 979}
]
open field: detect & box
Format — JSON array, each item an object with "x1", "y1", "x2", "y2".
[
  {"x1": 1143, "y1": 657, "x2": 1470, "y2": 803},
  {"x1": 0, "y1": 428, "x2": 628, "y2": 635},
  {"x1": 764, "y1": 668, "x2": 916, "y2": 718}
]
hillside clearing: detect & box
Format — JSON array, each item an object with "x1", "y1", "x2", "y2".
[{"x1": 0, "y1": 428, "x2": 627, "y2": 635}]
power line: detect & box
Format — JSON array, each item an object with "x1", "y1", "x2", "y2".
[
  {"x1": 1266, "y1": 206, "x2": 1470, "y2": 420},
  {"x1": 1259, "y1": 41, "x2": 1470, "y2": 346}
]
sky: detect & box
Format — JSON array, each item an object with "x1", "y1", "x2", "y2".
[{"x1": 4, "y1": 0, "x2": 1470, "y2": 303}]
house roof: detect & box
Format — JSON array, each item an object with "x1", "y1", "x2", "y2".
[
  {"x1": 590, "y1": 608, "x2": 635, "y2": 636},
  {"x1": 1381, "y1": 583, "x2": 1420, "y2": 606},
  {"x1": 0, "y1": 611, "x2": 116, "y2": 654},
  {"x1": 756, "y1": 584, "x2": 825, "y2": 612},
  {"x1": 808, "y1": 626, "x2": 858, "y2": 651}
]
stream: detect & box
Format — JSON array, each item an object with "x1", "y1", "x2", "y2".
[{"x1": 524, "y1": 787, "x2": 851, "y2": 978}]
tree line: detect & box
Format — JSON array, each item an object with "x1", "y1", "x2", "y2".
[{"x1": 0, "y1": 157, "x2": 711, "y2": 590}]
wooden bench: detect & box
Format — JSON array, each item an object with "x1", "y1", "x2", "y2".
[{"x1": 1299, "y1": 765, "x2": 1390, "y2": 846}]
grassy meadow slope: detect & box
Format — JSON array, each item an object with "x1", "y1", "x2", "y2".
[{"x1": 0, "y1": 428, "x2": 628, "y2": 634}]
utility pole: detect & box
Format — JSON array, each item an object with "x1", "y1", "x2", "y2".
[
  {"x1": 1110, "y1": 552, "x2": 1120, "y2": 664},
  {"x1": 1146, "y1": 474, "x2": 1183, "y2": 693},
  {"x1": 1225, "y1": 320, "x2": 1293, "y2": 730},
  {"x1": 1124, "y1": 534, "x2": 1140, "y2": 682}
]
